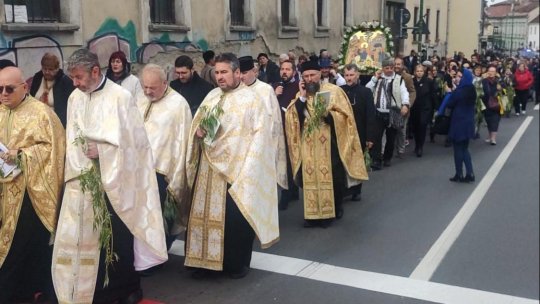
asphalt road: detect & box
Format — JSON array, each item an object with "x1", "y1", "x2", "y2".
[{"x1": 142, "y1": 105, "x2": 539, "y2": 304}]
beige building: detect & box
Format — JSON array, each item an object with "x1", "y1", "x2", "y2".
[
  {"x1": 402, "y1": 0, "x2": 449, "y2": 57},
  {"x1": 446, "y1": 0, "x2": 482, "y2": 58}
]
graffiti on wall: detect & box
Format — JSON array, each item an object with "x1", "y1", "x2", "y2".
[{"x1": 0, "y1": 34, "x2": 63, "y2": 82}]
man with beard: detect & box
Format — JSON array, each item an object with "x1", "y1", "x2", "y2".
[
  {"x1": 170, "y1": 55, "x2": 213, "y2": 115},
  {"x1": 238, "y1": 56, "x2": 287, "y2": 204},
  {"x1": 29, "y1": 52, "x2": 75, "y2": 127},
  {"x1": 366, "y1": 59, "x2": 410, "y2": 170},
  {"x1": 52, "y1": 49, "x2": 168, "y2": 304},
  {"x1": 340, "y1": 64, "x2": 376, "y2": 201},
  {"x1": 394, "y1": 57, "x2": 416, "y2": 158},
  {"x1": 273, "y1": 60, "x2": 300, "y2": 210},
  {"x1": 184, "y1": 53, "x2": 279, "y2": 279},
  {"x1": 284, "y1": 60, "x2": 368, "y2": 227}
]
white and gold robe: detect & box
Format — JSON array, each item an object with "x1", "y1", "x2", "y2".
[
  {"x1": 52, "y1": 79, "x2": 168, "y2": 303},
  {"x1": 137, "y1": 87, "x2": 193, "y2": 231},
  {"x1": 184, "y1": 84, "x2": 279, "y2": 271},
  {"x1": 249, "y1": 79, "x2": 288, "y2": 189}
]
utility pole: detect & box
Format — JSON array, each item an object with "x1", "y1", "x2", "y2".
[
  {"x1": 510, "y1": 0, "x2": 515, "y2": 56},
  {"x1": 418, "y1": 0, "x2": 424, "y2": 52}
]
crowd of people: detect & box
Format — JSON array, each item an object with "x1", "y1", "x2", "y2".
[{"x1": 0, "y1": 45, "x2": 538, "y2": 303}]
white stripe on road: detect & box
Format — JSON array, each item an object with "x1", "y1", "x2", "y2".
[
  {"x1": 169, "y1": 240, "x2": 538, "y2": 304},
  {"x1": 534, "y1": 103, "x2": 539, "y2": 111},
  {"x1": 410, "y1": 116, "x2": 534, "y2": 281}
]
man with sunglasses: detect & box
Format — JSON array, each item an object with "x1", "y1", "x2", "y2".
[
  {"x1": 0, "y1": 66, "x2": 65, "y2": 303},
  {"x1": 52, "y1": 49, "x2": 168, "y2": 304}
]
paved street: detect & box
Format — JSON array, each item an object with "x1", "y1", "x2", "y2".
[{"x1": 142, "y1": 105, "x2": 539, "y2": 304}]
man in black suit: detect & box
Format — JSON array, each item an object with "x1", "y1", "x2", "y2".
[
  {"x1": 170, "y1": 55, "x2": 214, "y2": 115},
  {"x1": 340, "y1": 64, "x2": 376, "y2": 201},
  {"x1": 404, "y1": 50, "x2": 418, "y2": 75}
]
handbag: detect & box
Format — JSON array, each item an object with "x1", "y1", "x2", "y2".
[
  {"x1": 488, "y1": 95, "x2": 500, "y2": 111},
  {"x1": 432, "y1": 108, "x2": 452, "y2": 135},
  {"x1": 389, "y1": 107, "x2": 405, "y2": 129}
]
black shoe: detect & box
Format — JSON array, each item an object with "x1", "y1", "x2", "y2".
[
  {"x1": 278, "y1": 199, "x2": 289, "y2": 210},
  {"x1": 383, "y1": 159, "x2": 392, "y2": 167},
  {"x1": 371, "y1": 162, "x2": 382, "y2": 171},
  {"x1": 449, "y1": 175, "x2": 464, "y2": 182},
  {"x1": 462, "y1": 174, "x2": 475, "y2": 183},
  {"x1": 336, "y1": 208, "x2": 344, "y2": 219},
  {"x1": 229, "y1": 266, "x2": 250, "y2": 279},
  {"x1": 350, "y1": 194, "x2": 361, "y2": 201},
  {"x1": 416, "y1": 148, "x2": 423, "y2": 157},
  {"x1": 118, "y1": 289, "x2": 143, "y2": 304},
  {"x1": 303, "y1": 220, "x2": 317, "y2": 228},
  {"x1": 191, "y1": 268, "x2": 211, "y2": 280},
  {"x1": 138, "y1": 264, "x2": 163, "y2": 277}
]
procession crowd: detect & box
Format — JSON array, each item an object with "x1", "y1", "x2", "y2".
[{"x1": 0, "y1": 45, "x2": 538, "y2": 304}]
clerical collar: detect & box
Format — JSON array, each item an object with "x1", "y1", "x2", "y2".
[
  {"x1": 90, "y1": 75, "x2": 107, "y2": 93},
  {"x1": 222, "y1": 81, "x2": 242, "y2": 94},
  {"x1": 152, "y1": 86, "x2": 171, "y2": 103},
  {"x1": 248, "y1": 79, "x2": 257, "y2": 87}
]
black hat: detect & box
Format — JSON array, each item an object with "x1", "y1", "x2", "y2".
[
  {"x1": 239, "y1": 56, "x2": 255, "y2": 72},
  {"x1": 300, "y1": 60, "x2": 320, "y2": 72}
]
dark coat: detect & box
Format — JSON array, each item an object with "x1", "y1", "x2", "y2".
[
  {"x1": 341, "y1": 83, "x2": 376, "y2": 150},
  {"x1": 411, "y1": 76, "x2": 436, "y2": 126},
  {"x1": 170, "y1": 72, "x2": 213, "y2": 115},
  {"x1": 258, "y1": 60, "x2": 280, "y2": 84},
  {"x1": 447, "y1": 69, "x2": 476, "y2": 142},
  {"x1": 29, "y1": 69, "x2": 74, "y2": 127}
]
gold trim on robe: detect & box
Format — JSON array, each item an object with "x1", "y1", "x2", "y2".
[
  {"x1": 137, "y1": 88, "x2": 193, "y2": 232},
  {"x1": 0, "y1": 96, "x2": 65, "y2": 267},
  {"x1": 285, "y1": 83, "x2": 368, "y2": 220},
  {"x1": 184, "y1": 84, "x2": 280, "y2": 271},
  {"x1": 52, "y1": 80, "x2": 168, "y2": 304}
]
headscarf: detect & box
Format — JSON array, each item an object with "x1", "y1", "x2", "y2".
[{"x1": 457, "y1": 68, "x2": 473, "y2": 89}]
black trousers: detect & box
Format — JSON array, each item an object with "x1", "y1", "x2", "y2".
[
  {"x1": 156, "y1": 173, "x2": 177, "y2": 250},
  {"x1": 223, "y1": 189, "x2": 256, "y2": 274},
  {"x1": 280, "y1": 149, "x2": 299, "y2": 204},
  {"x1": 0, "y1": 193, "x2": 55, "y2": 303},
  {"x1": 93, "y1": 196, "x2": 140, "y2": 304},
  {"x1": 372, "y1": 113, "x2": 398, "y2": 163}
]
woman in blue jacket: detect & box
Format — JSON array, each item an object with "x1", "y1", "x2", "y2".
[{"x1": 447, "y1": 68, "x2": 476, "y2": 183}]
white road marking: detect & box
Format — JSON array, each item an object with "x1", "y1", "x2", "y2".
[
  {"x1": 169, "y1": 240, "x2": 538, "y2": 304},
  {"x1": 410, "y1": 116, "x2": 534, "y2": 281},
  {"x1": 534, "y1": 103, "x2": 539, "y2": 111}
]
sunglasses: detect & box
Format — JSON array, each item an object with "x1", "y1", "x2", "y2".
[{"x1": 0, "y1": 83, "x2": 24, "y2": 94}]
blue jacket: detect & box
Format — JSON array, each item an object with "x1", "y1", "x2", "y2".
[{"x1": 447, "y1": 69, "x2": 476, "y2": 142}]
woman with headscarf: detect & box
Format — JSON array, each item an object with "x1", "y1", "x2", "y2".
[
  {"x1": 106, "y1": 51, "x2": 142, "y2": 98},
  {"x1": 481, "y1": 65, "x2": 502, "y2": 145},
  {"x1": 447, "y1": 69, "x2": 476, "y2": 183}
]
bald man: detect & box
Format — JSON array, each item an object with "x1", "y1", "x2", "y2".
[{"x1": 0, "y1": 67, "x2": 65, "y2": 303}]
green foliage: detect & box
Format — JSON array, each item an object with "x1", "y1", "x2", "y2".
[
  {"x1": 364, "y1": 149, "x2": 372, "y2": 172},
  {"x1": 304, "y1": 94, "x2": 328, "y2": 137},
  {"x1": 73, "y1": 127, "x2": 117, "y2": 287},
  {"x1": 199, "y1": 94, "x2": 225, "y2": 145}
]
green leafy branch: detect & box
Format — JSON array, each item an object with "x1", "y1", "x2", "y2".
[
  {"x1": 73, "y1": 126, "x2": 117, "y2": 287},
  {"x1": 162, "y1": 191, "x2": 177, "y2": 235},
  {"x1": 199, "y1": 94, "x2": 225, "y2": 145},
  {"x1": 304, "y1": 94, "x2": 328, "y2": 137}
]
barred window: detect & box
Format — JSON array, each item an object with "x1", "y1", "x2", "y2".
[
  {"x1": 4, "y1": 0, "x2": 60, "y2": 23},
  {"x1": 150, "y1": 0, "x2": 176, "y2": 24},
  {"x1": 230, "y1": 0, "x2": 245, "y2": 26},
  {"x1": 316, "y1": 0, "x2": 323, "y2": 26}
]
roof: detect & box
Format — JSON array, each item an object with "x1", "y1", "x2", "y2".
[
  {"x1": 530, "y1": 15, "x2": 540, "y2": 23},
  {"x1": 485, "y1": 0, "x2": 539, "y2": 18}
]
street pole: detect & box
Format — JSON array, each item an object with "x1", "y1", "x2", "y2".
[
  {"x1": 510, "y1": 1, "x2": 515, "y2": 56},
  {"x1": 418, "y1": 0, "x2": 424, "y2": 52}
]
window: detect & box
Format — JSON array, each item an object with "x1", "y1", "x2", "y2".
[
  {"x1": 425, "y1": 8, "x2": 430, "y2": 41},
  {"x1": 230, "y1": 0, "x2": 245, "y2": 26},
  {"x1": 436, "y1": 10, "x2": 440, "y2": 41},
  {"x1": 317, "y1": 0, "x2": 323, "y2": 26},
  {"x1": 343, "y1": 0, "x2": 352, "y2": 26},
  {"x1": 150, "y1": 0, "x2": 175, "y2": 24},
  {"x1": 4, "y1": 0, "x2": 60, "y2": 23},
  {"x1": 343, "y1": 0, "x2": 347, "y2": 26},
  {"x1": 281, "y1": 0, "x2": 290, "y2": 25}
]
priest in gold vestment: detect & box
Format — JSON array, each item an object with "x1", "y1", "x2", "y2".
[
  {"x1": 0, "y1": 67, "x2": 65, "y2": 303},
  {"x1": 184, "y1": 53, "x2": 279, "y2": 279},
  {"x1": 285, "y1": 60, "x2": 368, "y2": 228},
  {"x1": 52, "y1": 49, "x2": 168, "y2": 304},
  {"x1": 137, "y1": 64, "x2": 192, "y2": 258}
]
